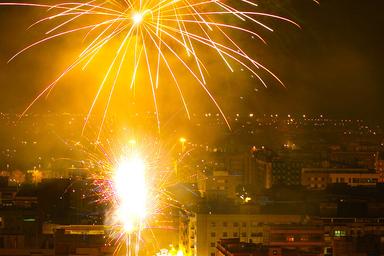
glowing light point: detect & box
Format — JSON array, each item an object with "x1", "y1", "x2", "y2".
[
  {"x1": 179, "y1": 137, "x2": 186, "y2": 153},
  {"x1": 132, "y1": 13, "x2": 143, "y2": 25}
]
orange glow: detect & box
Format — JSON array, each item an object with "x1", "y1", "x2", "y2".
[{"x1": 0, "y1": 0, "x2": 303, "y2": 136}]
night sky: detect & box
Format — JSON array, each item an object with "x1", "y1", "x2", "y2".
[{"x1": 0, "y1": 0, "x2": 383, "y2": 121}]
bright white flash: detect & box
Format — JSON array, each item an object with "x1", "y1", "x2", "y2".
[
  {"x1": 132, "y1": 12, "x2": 143, "y2": 25},
  {"x1": 113, "y1": 155, "x2": 147, "y2": 233}
]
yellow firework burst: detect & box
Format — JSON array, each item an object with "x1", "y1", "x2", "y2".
[{"x1": 1, "y1": 0, "x2": 315, "y2": 135}]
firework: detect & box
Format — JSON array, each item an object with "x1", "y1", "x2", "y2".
[
  {"x1": 91, "y1": 142, "x2": 150, "y2": 255},
  {"x1": 1, "y1": 0, "x2": 311, "y2": 135},
  {"x1": 78, "y1": 134, "x2": 184, "y2": 255},
  {"x1": 110, "y1": 154, "x2": 147, "y2": 255}
]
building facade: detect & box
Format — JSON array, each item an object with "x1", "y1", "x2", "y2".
[
  {"x1": 302, "y1": 168, "x2": 378, "y2": 190},
  {"x1": 180, "y1": 213, "x2": 304, "y2": 256}
]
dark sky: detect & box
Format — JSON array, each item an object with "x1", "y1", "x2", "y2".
[
  {"x1": 257, "y1": 0, "x2": 384, "y2": 121},
  {"x1": 0, "y1": 0, "x2": 383, "y2": 121}
]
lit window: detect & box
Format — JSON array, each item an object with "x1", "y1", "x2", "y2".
[
  {"x1": 287, "y1": 236, "x2": 294, "y2": 242},
  {"x1": 334, "y1": 230, "x2": 346, "y2": 237}
]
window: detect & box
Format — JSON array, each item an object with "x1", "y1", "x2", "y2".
[
  {"x1": 233, "y1": 232, "x2": 238, "y2": 237},
  {"x1": 210, "y1": 242, "x2": 215, "y2": 247},
  {"x1": 287, "y1": 236, "x2": 295, "y2": 242},
  {"x1": 242, "y1": 222, "x2": 247, "y2": 227},
  {"x1": 211, "y1": 222, "x2": 216, "y2": 227},
  {"x1": 211, "y1": 232, "x2": 216, "y2": 237},
  {"x1": 241, "y1": 232, "x2": 247, "y2": 237},
  {"x1": 211, "y1": 253, "x2": 215, "y2": 256},
  {"x1": 222, "y1": 222, "x2": 227, "y2": 227},
  {"x1": 334, "y1": 230, "x2": 346, "y2": 237},
  {"x1": 251, "y1": 232, "x2": 262, "y2": 237},
  {"x1": 223, "y1": 232, "x2": 228, "y2": 237},
  {"x1": 233, "y1": 222, "x2": 239, "y2": 227}
]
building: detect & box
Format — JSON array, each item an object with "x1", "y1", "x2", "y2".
[
  {"x1": 43, "y1": 224, "x2": 113, "y2": 256},
  {"x1": 253, "y1": 158, "x2": 322, "y2": 188},
  {"x1": 330, "y1": 151, "x2": 377, "y2": 169},
  {"x1": 267, "y1": 225, "x2": 324, "y2": 255},
  {"x1": 204, "y1": 171, "x2": 243, "y2": 199},
  {"x1": 308, "y1": 217, "x2": 384, "y2": 255},
  {"x1": 216, "y1": 232, "x2": 324, "y2": 256},
  {"x1": 375, "y1": 151, "x2": 384, "y2": 182},
  {"x1": 216, "y1": 238, "x2": 267, "y2": 256},
  {"x1": 331, "y1": 235, "x2": 384, "y2": 256},
  {"x1": 180, "y1": 212, "x2": 304, "y2": 256},
  {"x1": 249, "y1": 149, "x2": 326, "y2": 188},
  {"x1": 302, "y1": 168, "x2": 379, "y2": 190},
  {"x1": 246, "y1": 158, "x2": 272, "y2": 193},
  {"x1": 0, "y1": 184, "x2": 48, "y2": 255}
]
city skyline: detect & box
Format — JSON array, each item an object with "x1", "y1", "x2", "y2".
[{"x1": 0, "y1": 1, "x2": 384, "y2": 255}]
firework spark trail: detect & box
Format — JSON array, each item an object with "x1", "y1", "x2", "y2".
[{"x1": 1, "y1": 0, "x2": 318, "y2": 136}]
